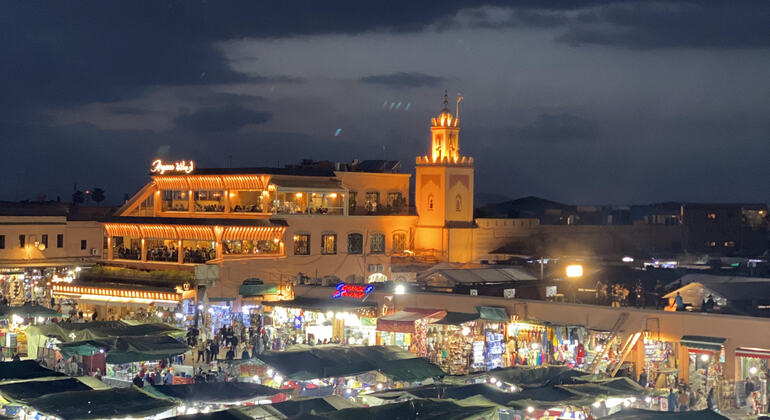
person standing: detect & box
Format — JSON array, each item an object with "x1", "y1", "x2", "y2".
[
  {"x1": 667, "y1": 389, "x2": 677, "y2": 412},
  {"x1": 678, "y1": 387, "x2": 690, "y2": 411},
  {"x1": 638, "y1": 368, "x2": 648, "y2": 388},
  {"x1": 675, "y1": 292, "x2": 685, "y2": 311},
  {"x1": 196, "y1": 340, "x2": 205, "y2": 363}
]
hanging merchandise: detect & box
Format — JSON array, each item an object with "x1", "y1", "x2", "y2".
[
  {"x1": 472, "y1": 341, "x2": 485, "y2": 371},
  {"x1": 486, "y1": 331, "x2": 504, "y2": 370}
]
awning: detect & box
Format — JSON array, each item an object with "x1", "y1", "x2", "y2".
[
  {"x1": 239, "y1": 284, "x2": 279, "y2": 297},
  {"x1": 0, "y1": 304, "x2": 62, "y2": 320},
  {"x1": 736, "y1": 347, "x2": 770, "y2": 360},
  {"x1": 376, "y1": 309, "x2": 445, "y2": 333},
  {"x1": 434, "y1": 312, "x2": 479, "y2": 326},
  {"x1": 476, "y1": 306, "x2": 509, "y2": 322},
  {"x1": 58, "y1": 335, "x2": 190, "y2": 364},
  {"x1": 680, "y1": 335, "x2": 726, "y2": 352},
  {"x1": 272, "y1": 297, "x2": 375, "y2": 313},
  {"x1": 25, "y1": 388, "x2": 177, "y2": 420}
]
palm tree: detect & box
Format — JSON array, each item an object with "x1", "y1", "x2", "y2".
[{"x1": 92, "y1": 188, "x2": 106, "y2": 206}]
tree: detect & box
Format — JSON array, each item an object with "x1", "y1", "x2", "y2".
[
  {"x1": 92, "y1": 188, "x2": 105, "y2": 205},
  {"x1": 71, "y1": 190, "x2": 85, "y2": 206}
]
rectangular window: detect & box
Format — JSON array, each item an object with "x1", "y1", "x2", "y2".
[
  {"x1": 369, "y1": 233, "x2": 385, "y2": 254},
  {"x1": 194, "y1": 190, "x2": 224, "y2": 212},
  {"x1": 81, "y1": 239, "x2": 87, "y2": 250},
  {"x1": 387, "y1": 192, "x2": 404, "y2": 207},
  {"x1": 57, "y1": 234, "x2": 64, "y2": 248},
  {"x1": 42, "y1": 234, "x2": 48, "y2": 248},
  {"x1": 0, "y1": 235, "x2": 4, "y2": 249},
  {"x1": 365, "y1": 192, "x2": 380, "y2": 211},
  {"x1": 347, "y1": 233, "x2": 363, "y2": 254},
  {"x1": 161, "y1": 190, "x2": 190, "y2": 212},
  {"x1": 293, "y1": 234, "x2": 310, "y2": 256},
  {"x1": 392, "y1": 232, "x2": 407, "y2": 253},
  {"x1": 349, "y1": 191, "x2": 357, "y2": 209},
  {"x1": 321, "y1": 233, "x2": 337, "y2": 255},
  {"x1": 19, "y1": 234, "x2": 25, "y2": 248}
]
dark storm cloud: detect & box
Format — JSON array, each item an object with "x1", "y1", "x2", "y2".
[
  {"x1": 360, "y1": 72, "x2": 446, "y2": 88},
  {"x1": 519, "y1": 114, "x2": 600, "y2": 142},
  {"x1": 174, "y1": 105, "x2": 272, "y2": 132}
]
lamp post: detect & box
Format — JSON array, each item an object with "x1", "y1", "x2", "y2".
[{"x1": 565, "y1": 264, "x2": 583, "y2": 303}]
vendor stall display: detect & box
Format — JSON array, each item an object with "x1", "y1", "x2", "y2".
[
  {"x1": 426, "y1": 312, "x2": 477, "y2": 375},
  {"x1": 642, "y1": 337, "x2": 678, "y2": 389}
]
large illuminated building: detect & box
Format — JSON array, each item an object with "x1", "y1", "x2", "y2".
[{"x1": 94, "y1": 93, "x2": 524, "y2": 303}]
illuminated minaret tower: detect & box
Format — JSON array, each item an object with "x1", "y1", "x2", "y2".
[{"x1": 414, "y1": 91, "x2": 475, "y2": 262}]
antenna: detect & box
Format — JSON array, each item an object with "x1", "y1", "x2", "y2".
[{"x1": 456, "y1": 93, "x2": 464, "y2": 120}]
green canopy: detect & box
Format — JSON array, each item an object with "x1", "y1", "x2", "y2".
[
  {"x1": 239, "y1": 284, "x2": 279, "y2": 297},
  {"x1": 606, "y1": 408, "x2": 730, "y2": 420},
  {"x1": 0, "y1": 304, "x2": 61, "y2": 320},
  {"x1": 561, "y1": 377, "x2": 645, "y2": 398},
  {"x1": 0, "y1": 361, "x2": 65, "y2": 382},
  {"x1": 58, "y1": 335, "x2": 189, "y2": 364},
  {"x1": 25, "y1": 388, "x2": 177, "y2": 420},
  {"x1": 254, "y1": 345, "x2": 444, "y2": 381},
  {"x1": 150, "y1": 382, "x2": 282, "y2": 403},
  {"x1": 0, "y1": 378, "x2": 92, "y2": 403},
  {"x1": 444, "y1": 365, "x2": 583, "y2": 388},
  {"x1": 27, "y1": 320, "x2": 183, "y2": 342},
  {"x1": 165, "y1": 409, "x2": 252, "y2": 420},
  {"x1": 476, "y1": 306, "x2": 509, "y2": 322},
  {"x1": 318, "y1": 398, "x2": 499, "y2": 420},
  {"x1": 242, "y1": 396, "x2": 355, "y2": 419},
  {"x1": 434, "y1": 312, "x2": 479, "y2": 326},
  {"x1": 680, "y1": 336, "x2": 725, "y2": 352}
]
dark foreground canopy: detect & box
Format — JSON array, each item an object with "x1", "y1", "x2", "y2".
[
  {"x1": 0, "y1": 378, "x2": 91, "y2": 402},
  {"x1": 242, "y1": 396, "x2": 355, "y2": 419},
  {"x1": 446, "y1": 365, "x2": 584, "y2": 388},
  {"x1": 165, "y1": 408, "x2": 252, "y2": 420},
  {"x1": 152, "y1": 382, "x2": 282, "y2": 403},
  {"x1": 606, "y1": 408, "x2": 730, "y2": 420},
  {"x1": 0, "y1": 304, "x2": 61, "y2": 319},
  {"x1": 26, "y1": 388, "x2": 177, "y2": 420},
  {"x1": 376, "y1": 383, "x2": 518, "y2": 406},
  {"x1": 28, "y1": 320, "x2": 182, "y2": 342},
  {"x1": 0, "y1": 361, "x2": 65, "y2": 382},
  {"x1": 58, "y1": 335, "x2": 189, "y2": 364},
  {"x1": 312, "y1": 398, "x2": 498, "y2": 420},
  {"x1": 255, "y1": 345, "x2": 444, "y2": 381}
]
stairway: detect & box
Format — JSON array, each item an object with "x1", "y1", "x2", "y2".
[
  {"x1": 587, "y1": 312, "x2": 629, "y2": 375},
  {"x1": 609, "y1": 331, "x2": 642, "y2": 377}
]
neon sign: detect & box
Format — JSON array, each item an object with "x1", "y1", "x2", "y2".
[
  {"x1": 332, "y1": 283, "x2": 373, "y2": 299},
  {"x1": 151, "y1": 159, "x2": 195, "y2": 175}
]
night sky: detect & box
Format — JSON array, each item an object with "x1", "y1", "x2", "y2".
[{"x1": 2, "y1": 1, "x2": 768, "y2": 205}]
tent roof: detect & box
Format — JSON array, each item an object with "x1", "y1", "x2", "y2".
[
  {"x1": 426, "y1": 268, "x2": 537, "y2": 284},
  {"x1": 433, "y1": 311, "x2": 479, "y2": 326},
  {"x1": 445, "y1": 365, "x2": 584, "y2": 388},
  {"x1": 377, "y1": 309, "x2": 445, "y2": 333},
  {"x1": 0, "y1": 377, "x2": 91, "y2": 403},
  {"x1": 606, "y1": 408, "x2": 730, "y2": 420},
  {"x1": 242, "y1": 396, "x2": 351, "y2": 419},
  {"x1": 151, "y1": 382, "x2": 282, "y2": 403},
  {"x1": 25, "y1": 388, "x2": 177, "y2": 420},
  {"x1": 316, "y1": 398, "x2": 499, "y2": 420},
  {"x1": 254, "y1": 345, "x2": 444, "y2": 381},
  {"x1": 28, "y1": 321, "x2": 183, "y2": 342},
  {"x1": 0, "y1": 304, "x2": 62, "y2": 320},
  {"x1": 58, "y1": 335, "x2": 189, "y2": 364},
  {"x1": 0, "y1": 361, "x2": 66, "y2": 382},
  {"x1": 164, "y1": 409, "x2": 252, "y2": 420}
]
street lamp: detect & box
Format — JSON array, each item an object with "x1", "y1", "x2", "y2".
[
  {"x1": 394, "y1": 284, "x2": 406, "y2": 295},
  {"x1": 565, "y1": 264, "x2": 584, "y2": 303},
  {"x1": 566, "y1": 264, "x2": 583, "y2": 278}
]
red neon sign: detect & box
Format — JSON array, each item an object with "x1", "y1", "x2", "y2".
[{"x1": 332, "y1": 283, "x2": 373, "y2": 299}]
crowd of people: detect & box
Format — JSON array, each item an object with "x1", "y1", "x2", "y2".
[{"x1": 114, "y1": 245, "x2": 215, "y2": 263}]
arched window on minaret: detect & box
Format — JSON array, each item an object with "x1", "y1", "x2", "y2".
[
  {"x1": 428, "y1": 195, "x2": 434, "y2": 210},
  {"x1": 455, "y1": 195, "x2": 462, "y2": 212}
]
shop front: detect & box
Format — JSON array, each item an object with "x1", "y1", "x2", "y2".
[
  {"x1": 264, "y1": 297, "x2": 378, "y2": 349},
  {"x1": 641, "y1": 335, "x2": 679, "y2": 389},
  {"x1": 426, "y1": 312, "x2": 478, "y2": 375},
  {"x1": 680, "y1": 335, "x2": 727, "y2": 410},
  {"x1": 736, "y1": 347, "x2": 770, "y2": 414},
  {"x1": 376, "y1": 309, "x2": 446, "y2": 356}
]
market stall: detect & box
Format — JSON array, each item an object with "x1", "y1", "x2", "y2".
[
  {"x1": 376, "y1": 309, "x2": 446, "y2": 355},
  {"x1": 680, "y1": 335, "x2": 727, "y2": 410},
  {"x1": 736, "y1": 346, "x2": 769, "y2": 415},
  {"x1": 0, "y1": 304, "x2": 63, "y2": 358},
  {"x1": 426, "y1": 311, "x2": 478, "y2": 375}
]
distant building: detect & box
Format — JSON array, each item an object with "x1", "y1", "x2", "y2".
[{"x1": 682, "y1": 203, "x2": 768, "y2": 256}]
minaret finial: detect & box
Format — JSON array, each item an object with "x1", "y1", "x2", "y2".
[{"x1": 443, "y1": 90, "x2": 449, "y2": 108}]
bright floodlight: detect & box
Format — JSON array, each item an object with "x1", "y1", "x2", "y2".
[
  {"x1": 622, "y1": 256, "x2": 634, "y2": 263},
  {"x1": 394, "y1": 284, "x2": 406, "y2": 295},
  {"x1": 566, "y1": 264, "x2": 583, "y2": 278}
]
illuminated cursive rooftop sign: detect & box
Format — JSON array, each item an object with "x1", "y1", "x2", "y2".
[
  {"x1": 332, "y1": 283, "x2": 374, "y2": 299},
  {"x1": 151, "y1": 159, "x2": 195, "y2": 175}
]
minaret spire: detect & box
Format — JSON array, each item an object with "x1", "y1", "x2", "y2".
[{"x1": 443, "y1": 90, "x2": 449, "y2": 109}]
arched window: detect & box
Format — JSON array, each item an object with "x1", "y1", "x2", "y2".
[
  {"x1": 455, "y1": 194, "x2": 462, "y2": 212},
  {"x1": 347, "y1": 233, "x2": 363, "y2": 255},
  {"x1": 392, "y1": 232, "x2": 407, "y2": 254},
  {"x1": 428, "y1": 195, "x2": 434, "y2": 210}
]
